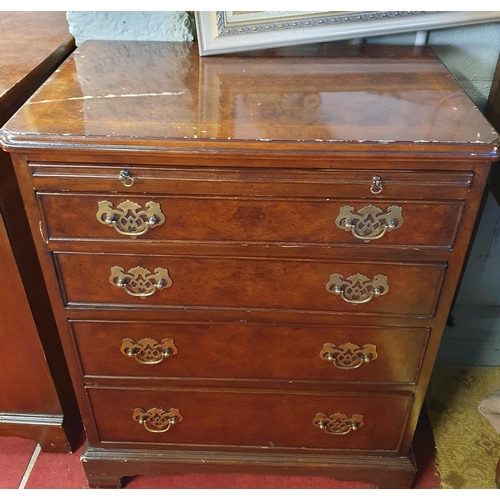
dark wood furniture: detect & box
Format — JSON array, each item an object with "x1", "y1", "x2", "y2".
[
  {"x1": 0, "y1": 11, "x2": 80, "y2": 452},
  {"x1": 1, "y1": 41, "x2": 498, "y2": 487}
]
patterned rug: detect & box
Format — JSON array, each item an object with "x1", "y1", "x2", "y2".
[{"x1": 426, "y1": 365, "x2": 500, "y2": 488}]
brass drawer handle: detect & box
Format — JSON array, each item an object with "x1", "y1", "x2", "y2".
[
  {"x1": 110, "y1": 266, "x2": 172, "y2": 298},
  {"x1": 320, "y1": 342, "x2": 378, "y2": 369},
  {"x1": 133, "y1": 407, "x2": 183, "y2": 433},
  {"x1": 313, "y1": 412, "x2": 364, "y2": 435},
  {"x1": 335, "y1": 205, "x2": 403, "y2": 242},
  {"x1": 96, "y1": 200, "x2": 165, "y2": 238},
  {"x1": 370, "y1": 175, "x2": 383, "y2": 194},
  {"x1": 121, "y1": 337, "x2": 178, "y2": 364},
  {"x1": 326, "y1": 273, "x2": 388, "y2": 304},
  {"x1": 119, "y1": 169, "x2": 134, "y2": 187}
]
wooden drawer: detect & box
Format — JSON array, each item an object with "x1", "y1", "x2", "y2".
[
  {"x1": 71, "y1": 320, "x2": 429, "y2": 385},
  {"x1": 87, "y1": 386, "x2": 412, "y2": 452},
  {"x1": 55, "y1": 252, "x2": 446, "y2": 318},
  {"x1": 39, "y1": 192, "x2": 463, "y2": 249},
  {"x1": 30, "y1": 163, "x2": 473, "y2": 200}
]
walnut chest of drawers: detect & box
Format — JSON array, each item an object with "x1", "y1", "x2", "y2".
[{"x1": 1, "y1": 41, "x2": 498, "y2": 488}]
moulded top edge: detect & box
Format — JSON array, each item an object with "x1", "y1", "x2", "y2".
[{"x1": 0, "y1": 41, "x2": 498, "y2": 157}]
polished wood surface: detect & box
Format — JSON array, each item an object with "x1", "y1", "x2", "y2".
[
  {"x1": 38, "y1": 193, "x2": 463, "y2": 248},
  {"x1": 88, "y1": 387, "x2": 411, "y2": 452},
  {"x1": 55, "y1": 252, "x2": 446, "y2": 316},
  {"x1": 0, "y1": 211, "x2": 61, "y2": 414},
  {"x1": 0, "y1": 12, "x2": 75, "y2": 123},
  {"x1": 71, "y1": 321, "x2": 428, "y2": 384},
  {"x1": 30, "y1": 162, "x2": 474, "y2": 197},
  {"x1": 0, "y1": 11, "x2": 79, "y2": 452},
  {"x1": 1, "y1": 41, "x2": 498, "y2": 486},
  {"x1": 1, "y1": 42, "x2": 498, "y2": 157}
]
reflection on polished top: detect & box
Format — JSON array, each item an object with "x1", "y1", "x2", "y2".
[
  {"x1": 0, "y1": 12, "x2": 73, "y2": 118},
  {"x1": 1, "y1": 40, "x2": 498, "y2": 156}
]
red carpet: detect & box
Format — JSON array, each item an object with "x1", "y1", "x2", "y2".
[
  {"x1": 1, "y1": 407, "x2": 441, "y2": 489},
  {"x1": 0, "y1": 436, "x2": 37, "y2": 488},
  {"x1": 24, "y1": 442, "x2": 88, "y2": 489}
]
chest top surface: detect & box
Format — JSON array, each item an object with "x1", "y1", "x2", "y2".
[
  {"x1": 0, "y1": 12, "x2": 73, "y2": 115},
  {"x1": 0, "y1": 40, "x2": 498, "y2": 157}
]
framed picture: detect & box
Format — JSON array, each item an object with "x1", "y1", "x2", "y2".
[{"x1": 195, "y1": 11, "x2": 500, "y2": 56}]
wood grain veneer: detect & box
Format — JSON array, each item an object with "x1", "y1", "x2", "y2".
[{"x1": 1, "y1": 40, "x2": 498, "y2": 486}]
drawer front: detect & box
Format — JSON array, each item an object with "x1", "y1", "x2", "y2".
[
  {"x1": 88, "y1": 387, "x2": 411, "y2": 452},
  {"x1": 56, "y1": 253, "x2": 446, "y2": 318},
  {"x1": 72, "y1": 320, "x2": 429, "y2": 384},
  {"x1": 30, "y1": 163, "x2": 473, "y2": 200},
  {"x1": 39, "y1": 192, "x2": 463, "y2": 249}
]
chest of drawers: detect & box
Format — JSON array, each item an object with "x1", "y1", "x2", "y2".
[
  {"x1": 0, "y1": 12, "x2": 80, "y2": 452},
  {"x1": 1, "y1": 41, "x2": 498, "y2": 488}
]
